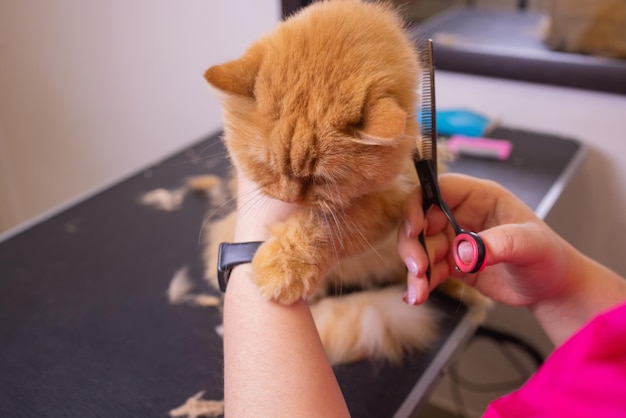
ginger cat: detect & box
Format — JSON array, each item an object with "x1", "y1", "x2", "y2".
[{"x1": 204, "y1": 0, "x2": 439, "y2": 364}]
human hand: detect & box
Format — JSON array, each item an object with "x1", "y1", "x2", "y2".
[
  {"x1": 233, "y1": 171, "x2": 300, "y2": 242},
  {"x1": 398, "y1": 174, "x2": 577, "y2": 308}
]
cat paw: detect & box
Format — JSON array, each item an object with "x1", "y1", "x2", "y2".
[{"x1": 252, "y1": 238, "x2": 320, "y2": 305}]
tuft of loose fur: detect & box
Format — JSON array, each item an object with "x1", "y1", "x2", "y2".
[
  {"x1": 203, "y1": 0, "x2": 486, "y2": 365},
  {"x1": 169, "y1": 391, "x2": 224, "y2": 418}
]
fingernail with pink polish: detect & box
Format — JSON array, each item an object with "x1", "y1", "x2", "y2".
[
  {"x1": 407, "y1": 284, "x2": 417, "y2": 305},
  {"x1": 405, "y1": 256, "x2": 419, "y2": 277}
]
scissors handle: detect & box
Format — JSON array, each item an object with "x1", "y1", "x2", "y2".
[
  {"x1": 414, "y1": 159, "x2": 488, "y2": 277},
  {"x1": 431, "y1": 184, "x2": 488, "y2": 274},
  {"x1": 453, "y1": 231, "x2": 488, "y2": 274}
]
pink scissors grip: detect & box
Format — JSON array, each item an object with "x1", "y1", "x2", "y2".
[{"x1": 453, "y1": 232, "x2": 487, "y2": 274}]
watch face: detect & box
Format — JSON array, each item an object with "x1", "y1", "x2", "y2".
[{"x1": 217, "y1": 242, "x2": 263, "y2": 291}]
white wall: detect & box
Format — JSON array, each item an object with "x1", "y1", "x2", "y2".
[{"x1": 0, "y1": 0, "x2": 281, "y2": 232}]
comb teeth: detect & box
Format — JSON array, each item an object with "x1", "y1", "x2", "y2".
[
  {"x1": 418, "y1": 39, "x2": 436, "y2": 161},
  {"x1": 421, "y1": 137, "x2": 433, "y2": 161}
]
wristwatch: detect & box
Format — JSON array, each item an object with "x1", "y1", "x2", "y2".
[{"x1": 217, "y1": 241, "x2": 263, "y2": 291}]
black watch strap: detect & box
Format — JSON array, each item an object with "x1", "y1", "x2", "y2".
[{"x1": 217, "y1": 241, "x2": 263, "y2": 291}]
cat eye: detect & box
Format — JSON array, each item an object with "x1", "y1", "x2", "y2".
[{"x1": 350, "y1": 116, "x2": 365, "y2": 130}]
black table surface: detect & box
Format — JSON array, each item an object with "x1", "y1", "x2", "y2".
[{"x1": 0, "y1": 127, "x2": 581, "y2": 417}]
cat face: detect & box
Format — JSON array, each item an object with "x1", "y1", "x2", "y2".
[{"x1": 205, "y1": 1, "x2": 419, "y2": 209}]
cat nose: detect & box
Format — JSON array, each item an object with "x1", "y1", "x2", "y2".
[
  {"x1": 281, "y1": 190, "x2": 304, "y2": 203},
  {"x1": 283, "y1": 195, "x2": 304, "y2": 204}
]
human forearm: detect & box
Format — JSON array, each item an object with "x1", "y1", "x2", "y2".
[
  {"x1": 530, "y1": 244, "x2": 626, "y2": 346},
  {"x1": 223, "y1": 264, "x2": 349, "y2": 417}
]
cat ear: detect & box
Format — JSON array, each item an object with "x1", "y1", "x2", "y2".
[
  {"x1": 357, "y1": 97, "x2": 407, "y2": 143},
  {"x1": 204, "y1": 45, "x2": 263, "y2": 98}
]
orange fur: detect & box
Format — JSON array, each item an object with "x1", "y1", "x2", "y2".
[
  {"x1": 204, "y1": 0, "x2": 447, "y2": 364},
  {"x1": 311, "y1": 285, "x2": 438, "y2": 364}
]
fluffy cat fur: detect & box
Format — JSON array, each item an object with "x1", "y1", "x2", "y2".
[{"x1": 204, "y1": 0, "x2": 439, "y2": 364}]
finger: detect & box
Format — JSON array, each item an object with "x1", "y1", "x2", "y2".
[
  {"x1": 448, "y1": 226, "x2": 515, "y2": 281},
  {"x1": 398, "y1": 224, "x2": 430, "y2": 279},
  {"x1": 398, "y1": 221, "x2": 453, "y2": 279},
  {"x1": 457, "y1": 240, "x2": 474, "y2": 264},
  {"x1": 399, "y1": 221, "x2": 451, "y2": 274},
  {"x1": 405, "y1": 274, "x2": 430, "y2": 305},
  {"x1": 424, "y1": 232, "x2": 451, "y2": 265},
  {"x1": 404, "y1": 257, "x2": 452, "y2": 305},
  {"x1": 403, "y1": 232, "x2": 452, "y2": 306},
  {"x1": 399, "y1": 213, "x2": 431, "y2": 306},
  {"x1": 402, "y1": 186, "x2": 425, "y2": 239},
  {"x1": 436, "y1": 174, "x2": 500, "y2": 211},
  {"x1": 403, "y1": 194, "x2": 450, "y2": 239},
  {"x1": 424, "y1": 207, "x2": 449, "y2": 235},
  {"x1": 436, "y1": 174, "x2": 513, "y2": 232},
  {"x1": 430, "y1": 259, "x2": 452, "y2": 287},
  {"x1": 480, "y1": 222, "x2": 537, "y2": 267}
]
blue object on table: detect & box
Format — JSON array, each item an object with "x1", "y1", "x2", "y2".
[{"x1": 417, "y1": 108, "x2": 491, "y2": 137}]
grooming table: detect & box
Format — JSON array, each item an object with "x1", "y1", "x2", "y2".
[{"x1": 0, "y1": 127, "x2": 584, "y2": 417}]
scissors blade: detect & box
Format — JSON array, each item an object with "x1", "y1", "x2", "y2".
[
  {"x1": 413, "y1": 39, "x2": 440, "y2": 285},
  {"x1": 418, "y1": 39, "x2": 438, "y2": 174}
]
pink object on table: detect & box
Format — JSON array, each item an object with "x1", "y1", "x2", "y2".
[
  {"x1": 447, "y1": 135, "x2": 513, "y2": 160},
  {"x1": 483, "y1": 301, "x2": 626, "y2": 417}
]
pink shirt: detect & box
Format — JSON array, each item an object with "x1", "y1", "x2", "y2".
[{"x1": 484, "y1": 302, "x2": 626, "y2": 417}]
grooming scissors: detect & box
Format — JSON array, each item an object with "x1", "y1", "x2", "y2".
[{"x1": 413, "y1": 40, "x2": 487, "y2": 281}]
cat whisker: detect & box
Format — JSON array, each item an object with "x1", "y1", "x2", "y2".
[
  {"x1": 236, "y1": 189, "x2": 267, "y2": 222},
  {"x1": 322, "y1": 202, "x2": 348, "y2": 254},
  {"x1": 169, "y1": 148, "x2": 230, "y2": 168},
  {"x1": 195, "y1": 138, "x2": 228, "y2": 156},
  {"x1": 345, "y1": 217, "x2": 387, "y2": 265},
  {"x1": 198, "y1": 212, "x2": 216, "y2": 245},
  {"x1": 197, "y1": 192, "x2": 237, "y2": 245},
  {"x1": 319, "y1": 205, "x2": 345, "y2": 296}
]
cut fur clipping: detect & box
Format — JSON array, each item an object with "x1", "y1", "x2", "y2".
[
  {"x1": 186, "y1": 175, "x2": 228, "y2": 207},
  {"x1": 140, "y1": 187, "x2": 186, "y2": 211},
  {"x1": 167, "y1": 267, "x2": 194, "y2": 304},
  {"x1": 169, "y1": 391, "x2": 224, "y2": 418},
  {"x1": 167, "y1": 267, "x2": 220, "y2": 308},
  {"x1": 140, "y1": 175, "x2": 227, "y2": 212}
]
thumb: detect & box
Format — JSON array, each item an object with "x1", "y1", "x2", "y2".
[
  {"x1": 457, "y1": 240, "x2": 475, "y2": 264},
  {"x1": 479, "y1": 222, "x2": 542, "y2": 267}
]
